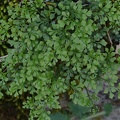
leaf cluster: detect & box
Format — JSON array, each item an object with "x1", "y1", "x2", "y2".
[{"x1": 0, "y1": 0, "x2": 120, "y2": 119}]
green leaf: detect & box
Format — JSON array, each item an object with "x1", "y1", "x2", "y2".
[
  {"x1": 49, "y1": 113, "x2": 69, "y2": 120},
  {"x1": 0, "y1": 92, "x2": 3, "y2": 99},
  {"x1": 71, "y1": 80, "x2": 77, "y2": 86},
  {"x1": 100, "y1": 40, "x2": 107, "y2": 46},
  {"x1": 69, "y1": 102, "x2": 90, "y2": 118},
  {"x1": 30, "y1": 35, "x2": 36, "y2": 40},
  {"x1": 109, "y1": 92, "x2": 114, "y2": 99},
  {"x1": 118, "y1": 48, "x2": 120, "y2": 54},
  {"x1": 103, "y1": 103, "x2": 112, "y2": 116},
  {"x1": 86, "y1": 10, "x2": 92, "y2": 17},
  {"x1": 58, "y1": 20, "x2": 65, "y2": 28}
]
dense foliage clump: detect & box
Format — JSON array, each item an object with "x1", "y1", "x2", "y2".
[{"x1": 0, "y1": 0, "x2": 120, "y2": 119}]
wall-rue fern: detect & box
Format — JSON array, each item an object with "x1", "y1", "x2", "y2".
[{"x1": 0, "y1": 0, "x2": 120, "y2": 120}]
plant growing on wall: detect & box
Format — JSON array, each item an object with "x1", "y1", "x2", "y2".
[
  {"x1": 0, "y1": 0, "x2": 22, "y2": 56},
  {"x1": 0, "y1": 0, "x2": 120, "y2": 119}
]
